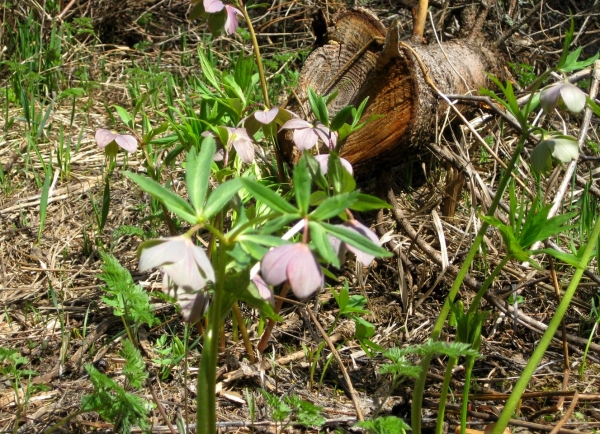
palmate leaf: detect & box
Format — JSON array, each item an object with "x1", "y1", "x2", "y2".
[
  {"x1": 124, "y1": 172, "x2": 197, "y2": 224},
  {"x1": 186, "y1": 135, "x2": 216, "y2": 215},
  {"x1": 321, "y1": 222, "x2": 391, "y2": 258}
]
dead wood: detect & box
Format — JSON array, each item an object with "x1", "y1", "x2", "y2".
[{"x1": 281, "y1": 7, "x2": 505, "y2": 170}]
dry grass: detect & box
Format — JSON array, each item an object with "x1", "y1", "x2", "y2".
[{"x1": 1, "y1": 0, "x2": 600, "y2": 433}]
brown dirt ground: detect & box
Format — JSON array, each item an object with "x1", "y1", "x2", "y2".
[{"x1": 1, "y1": 0, "x2": 600, "y2": 433}]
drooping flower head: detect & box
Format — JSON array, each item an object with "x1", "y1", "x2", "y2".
[
  {"x1": 138, "y1": 236, "x2": 215, "y2": 291},
  {"x1": 261, "y1": 243, "x2": 323, "y2": 298},
  {"x1": 540, "y1": 81, "x2": 586, "y2": 114},
  {"x1": 314, "y1": 154, "x2": 353, "y2": 175},
  {"x1": 196, "y1": 0, "x2": 242, "y2": 35},
  {"x1": 138, "y1": 236, "x2": 215, "y2": 323},
  {"x1": 279, "y1": 119, "x2": 337, "y2": 151},
  {"x1": 226, "y1": 127, "x2": 255, "y2": 164},
  {"x1": 95, "y1": 129, "x2": 138, "y2": 157}
]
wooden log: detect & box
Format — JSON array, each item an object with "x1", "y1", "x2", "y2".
[{"x1": 281, "y1": 8, "x2": 505, "y2": 170}]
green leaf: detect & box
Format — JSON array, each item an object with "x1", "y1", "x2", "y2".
[
  {"x1": 307, "y1": 88, "x2": 329, "y2": 126},
  {"x1": 124, "y1": 172, "x2": 197, "y2": 224},
  {"x1": 309, "y1": 221, "x2": 340, "y2": 267},
  {"x1": 120, "y1": 340, "x2": 148, "y2": 389},
  {"x1": 238, "y1": 234, "x2": 289, "y2": 248},
  {"x1": 197, "y1": 48, "x2": 221, "y2": 92},
  {"x1": 534, "y1": 248, "x2": 586, "y2": 269},
  {"x1": 240, "y1": 178, "x2": 298, "y2": 214},
  {"x1": 203, "y1": 178, "x2": 242, "y2": 219},
  {"x1": 113, "y1": 105, "x2": 132, "y2": 128},
  {"x1": 557, "y1": 16, "x2": 576, "y2": 70},
  {"x1": 322, "y1": 222, "x2": 391, "y2": 258},
  {"x1": 310, "y1": 191, "x2": 360, "y2": 220},
  {"x1": 294, "y1": 154, "x2": 312, "y2": 215},
  {"x1": 350, "y1": 193, "x2": 392, "y2": 212},
  {"x1": 187, "y1": 136, "x2": 216, "y2": 215},
  {"x1": 330, "y1": 106, "x2": 354, "y2": 131}
]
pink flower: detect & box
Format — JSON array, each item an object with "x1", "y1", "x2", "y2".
[
  {"x1": 261, "y1": 243, "x2": 323, "y2": 298},
  {"x1": 226, "y1": 127, "x2": 254, "y2": 163},
  {"x1": 203, "y1": 0, "x2": 242, "y2": 35},
  {"x1": 138, "y1": 236, "x2": 215, "y2": 291},
  {"x1": 251, "y1": 274, "x2": 274, "y2": 305},
  {"x1": 280, "y1": 119, "x2": 337, "y2": 150},
  {"x1": 242, "y1": 107, "x2": 296, "y2": 136},
  {"x1": 540, "y1": 82, "x2": 586, "y2": 114},
  {"x1": 95, "y1": 129, "x2": 138, "y2": 153},
  {"x1": 328, "y1": 220, "x2": 380, "y2": 266},
  {"x1": 314, "y1": 154, "x2": 353, "y2": 175}
]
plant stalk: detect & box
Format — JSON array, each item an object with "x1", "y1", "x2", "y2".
[
  {"x1": 492, "y1": 216, "x2": 600, "y2": 432},
  {"x1": 196, "y1": 243, "x2": 228, "y2": 434}
]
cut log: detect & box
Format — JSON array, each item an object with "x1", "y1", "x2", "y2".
[{"x1": 281, "y1": 8, "x2": 505, "y2": 170}]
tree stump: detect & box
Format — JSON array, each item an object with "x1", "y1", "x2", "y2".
[{"x1": 281, "y1": 7, "x2": 505, "y2": 170}]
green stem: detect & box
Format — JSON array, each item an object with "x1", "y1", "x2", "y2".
[
  {"x1": 196, "y1": 243, "x2": 228, "y2": 434},
  {"x1": 237, "y1": 0, "x2": 270, "y2": 108},
  {"x1": 412, "y1": 135, "x2": 527, "y2": 433},
  {"x1": 435, "y1": 356, "x2": 456, "y2": 434},
  {"x1": 468, "y1": 255, "x2": 511, "y2": 316},
  {"x1": 492, "y1": 216, "x2": 600, "y2": 433},
  {"x1": 461, "y1": 356, "x2": 476, "y2": 434}
]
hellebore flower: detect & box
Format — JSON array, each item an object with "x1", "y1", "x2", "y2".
[
  {"x1": 251, "y1": 274, "x2": 274, "y2": 305},
  {"x1": 138, "y1": 236, "x2": 215, "y2": 291},
  {"x1": 201, "y1": 130, "x2": 225, "y2": 161},
  {"x1": 162, "y1": 272, "x2": 209, "y2": 323},
  {"x1": 242, "y1": 107, "x2": 296, "y2": 137},
  {"x1": 314, "y1": 154, "x2": 353, "y2": 175},
  {"x1": 226, "y1": 127, "x2": 255, "y2": 163},
  {"x1": 261, "y1": 243, "x2": 323, "y2": 298},
  {"x1": 329, "y1": 220, "x2": 381, "y2": 266},
  {"x1": 95, "y1": 129, "x2": 138, "y2": 155},
  {"x1": 280, "y1": 119, "x2": 337, "y2": 150},
  {"x1": 530, "y1": 135, "x2": 580, "y2": 174},
  {"x1": 540, "y1": 82, "x2": 586, "y2": 114},
  {"x1": 203, "y1": 0, "x2": 242, "y2": 35}
]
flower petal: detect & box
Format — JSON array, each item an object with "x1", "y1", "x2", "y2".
[
  {"x1": 293, "y1": 128, "x2": 318, "y2": 150},
  {"x1": 314, "y1": 125, "x2": 337, "y2": 149},
  {"x1": 261, "y1": 244, "x2": 297, "y2": 286},
  {"x1": 163, "y1": 249, "x2": 208, "y2": 290},
  {"x1": 559, "y1": 83, "x2": 586, "y2": 114},
  {"x1": 343, "y1": 220, "x2": 380, "y2": 266},
  {"x1": 95, "y1": 129, "x2": 118, "y2": 148},
  {"x1": 280, "y1": 118, "x2": 312, "y2": 130},
  {"x1": 252, "y1": 274, "x2": 274, "y2": 305},
  {"x1": 314, "y1": 154, "x2": 353, "y2": 175},
  {"x1": 190, "y1": 243, "x2": 216, "y2": 282},
  {"x1": 540, "y1": 83, "x2": 562, "y2": 114},
  {"x1": 138, "y1": 238, "x2": 186, "y2": 271},
  {"x1": 204, "y1": 0, "x2": 225, "y2": 13},
  {"x1": 286, "y1": 244, "x2": 323, "y2": 298},
  {"x1": 114, "y1": 134, "x2": 138, "y2": 153},
  {"x1": 254, "y1": 107, "x2": 279, "y2": 125},
  {"x1": 224, "y1": 5, "x2": 242, "y2": 35}
]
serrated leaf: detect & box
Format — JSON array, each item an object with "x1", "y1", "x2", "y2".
[{"x1": 124, "y1": 172, "x2": 197, "y2": 224}]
